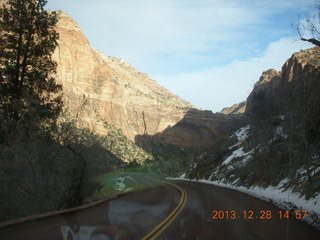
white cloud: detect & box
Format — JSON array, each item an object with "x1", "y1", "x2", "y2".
[
  {"x1": 46, "y1": 0, "x2": 317, "y2": 111},
  {"x1": 153, "y1": 38, "x2": 312, "y2": 112},
  {"x1": 47, "y1": 0, "x2": 314, "y2": 74},
  {"x1": 85, "y1": 1, "x2": 259, "y2": 55}
]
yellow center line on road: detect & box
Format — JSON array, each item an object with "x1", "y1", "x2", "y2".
[{"x1": 141, "y1": 181, "x2": 187, "y2": 240}]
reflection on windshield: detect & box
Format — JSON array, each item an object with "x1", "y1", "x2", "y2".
[
  {"x1": 59, "y1": 200, "x2": 171, "y2": 240},
  {"x1": 59, "y1": 191, "x2": 207, "y2": 240}
]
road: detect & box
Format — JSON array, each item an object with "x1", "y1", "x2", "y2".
[{"x1": 1, "y1": 176, "x2": 320, "y2": 240}]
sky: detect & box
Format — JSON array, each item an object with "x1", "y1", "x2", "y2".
[{"x1": 46, "y1": 0, "x2": 315, "y2": 112}]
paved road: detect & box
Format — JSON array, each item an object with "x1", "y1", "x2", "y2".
[
  {"x1": 1, "y1": 177, "x2": 320, "y2": 240},
  {"x1": 159, "y1": 180, "x2": 320, "y2": 240}
]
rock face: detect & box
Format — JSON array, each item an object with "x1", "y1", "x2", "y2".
[
  {"x1": 220, "y1": 101, "x2": 246, "y2": 115},
  {"x1": 136, "y1": 109, "x2": 237, "y2": 148},
  {"x1": 197, "y1": 47, "x2": 320, "y2": 201},
  {"x1": 52, "y1": 11, "x2": 194, "y2": 141},
  {"x1": 245, "y1": 69, "x2": 281, "y2": 118},
  {"x1": 157, "y1": 109, "x2": 237, "y2": 148},
  {"x1": 245, "y1": 47, "x2": 320, "y2": 119},
  {"x1": 281, "y1": 47, "x2": 320, "y2": 83}
]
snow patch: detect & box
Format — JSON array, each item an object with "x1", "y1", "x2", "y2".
[
  {"x1": 229, "y1": 125, "x2": 250, "y2": 149},
  {"x1": 279, "y1": 114, "x2": 286, "y2": 121},
  {"x1": 236, "y1": 125, "x2": 250, "y2": 142},
  {"x1": 296, "y1": 167, "x2": 307, "y2": 175},
  {"x1": 276, "y1": 126, "x2": 288, "y2": 139},
  {"x1": 179, "y1": 173, "x2": 186, "y2": 178},
  {"x1": 222, "y1": 147, "x2": 253, "y2": 166}
]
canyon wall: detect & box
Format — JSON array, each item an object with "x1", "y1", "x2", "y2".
[{"x1": 53, "y1": 11, "x2": 194, "y2": 141}]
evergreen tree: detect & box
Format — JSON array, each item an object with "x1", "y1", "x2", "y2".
[{"x1": 0, "y1": 0, "x2": 62, "y2": 134}]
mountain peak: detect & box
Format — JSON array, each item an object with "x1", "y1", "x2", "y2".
[{"x1": 52, "y1": 11, "x2": 194, "y2": 141}]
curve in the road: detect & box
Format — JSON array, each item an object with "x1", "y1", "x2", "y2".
[{"x1": 141, "y1": 181, "x2": 187, "y2": 240}]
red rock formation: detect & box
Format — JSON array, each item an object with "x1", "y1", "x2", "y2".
[
  {"x1": 245, "y1": 47, "x2": 320, "y2": 119},
  {"x1": 245, "y1": 69, "x2": 281, "y2": 118},
  {"x1": 221, "y1": 101, "x2": 246, "y2": 115},
  {"x1": 152, "y1": 109, "x2": 237, "y2": 148},
  {"x1": 52, "y1": 11, "x2": 194, "y2": 141}
]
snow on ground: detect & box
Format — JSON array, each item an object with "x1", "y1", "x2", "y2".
[
  {"x1": 229, "y1": 125, "x2": 250, "y2": 149},
  {"x1": 169, "y1": 176, "x2": 320, "y2": 229},
  {"x1": 279, "y1": 114, "x2": 286, "y2": 121},
  {"x1": 268, "y1": 126, "x2": 288, "y2": 144},
  {"x1": 222, "y1": 125, "x2": 254, "y2": 167},
  {"x1": 236, "y1": 125, "x2": 250, "y2": 141},
  {"x1": 179, "y1": 173, "x2": 186, "y2": 178},
  {"x1": 276, "y1": 126, "x2": 288, "y2": 139},
  {"x1": 222, "y1": 147, "x2": 253, "y2": 166}
]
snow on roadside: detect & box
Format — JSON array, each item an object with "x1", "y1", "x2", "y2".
[
  {"x1": 179, "y1": 173, "x2": 186, "y2": 178},
  {"x1": 169, "y1": 176, "x2": 320, "y2": 229}
]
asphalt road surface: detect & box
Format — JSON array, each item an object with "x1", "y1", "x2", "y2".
[{"x1": 1, "y1": 177, "x2": 320, "y2": 240}]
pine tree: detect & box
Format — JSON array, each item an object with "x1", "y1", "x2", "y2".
[{"x1": 0, "y1": 0, "x2": 62, "y2": 133}]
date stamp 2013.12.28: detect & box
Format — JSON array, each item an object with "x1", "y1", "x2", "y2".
[{"x1": 211, "y1": 210, "x2": 308, "y2": 220}]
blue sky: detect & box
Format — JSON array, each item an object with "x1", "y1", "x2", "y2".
[{"x1": 46, "y1": 0, "x2": 315, "y2": 112}]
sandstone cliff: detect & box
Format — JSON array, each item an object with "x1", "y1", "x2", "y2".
[
  {"x1": 160, "y1": 109, "x2": 237, "y2": 148},
  {"x1": 245, "y1": 47, "x2": 320, "y2": 119},
  {"x1": 220, "y1": 101, "x2": 246, "y2": 115},
  {"x1": 186, "y1": 47, "x2": 320, "y2": 203},
  {"x1": 136, "y1": 109, "x2": 238, "y2": 148},
  {"x1": 245, "y1": 69, "x2": 281, "y2": 118},
  {"x1": 53, "y1": 11, "x2": 194, "y2": 142}
]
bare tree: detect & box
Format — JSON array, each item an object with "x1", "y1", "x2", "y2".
[{"x1": 295, "y1": 0, "x2": 320, "y2": 47}]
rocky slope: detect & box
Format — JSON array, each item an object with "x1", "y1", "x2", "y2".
[
  {"x1": 220, "y1": 101, "x2": 246, "y2": 115},
  {"x1": 52, "y1": 11, "x2": 193, "y2": 142},
  {"x1": 51, "y1": 10, "x2": 238, "y2": 152},
  {"x1": 245, "y1": 47, "x2": 320, "y2": 119},
  {"x1": 188, "y1": 47, "x2": 320, "y2": 202}
]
